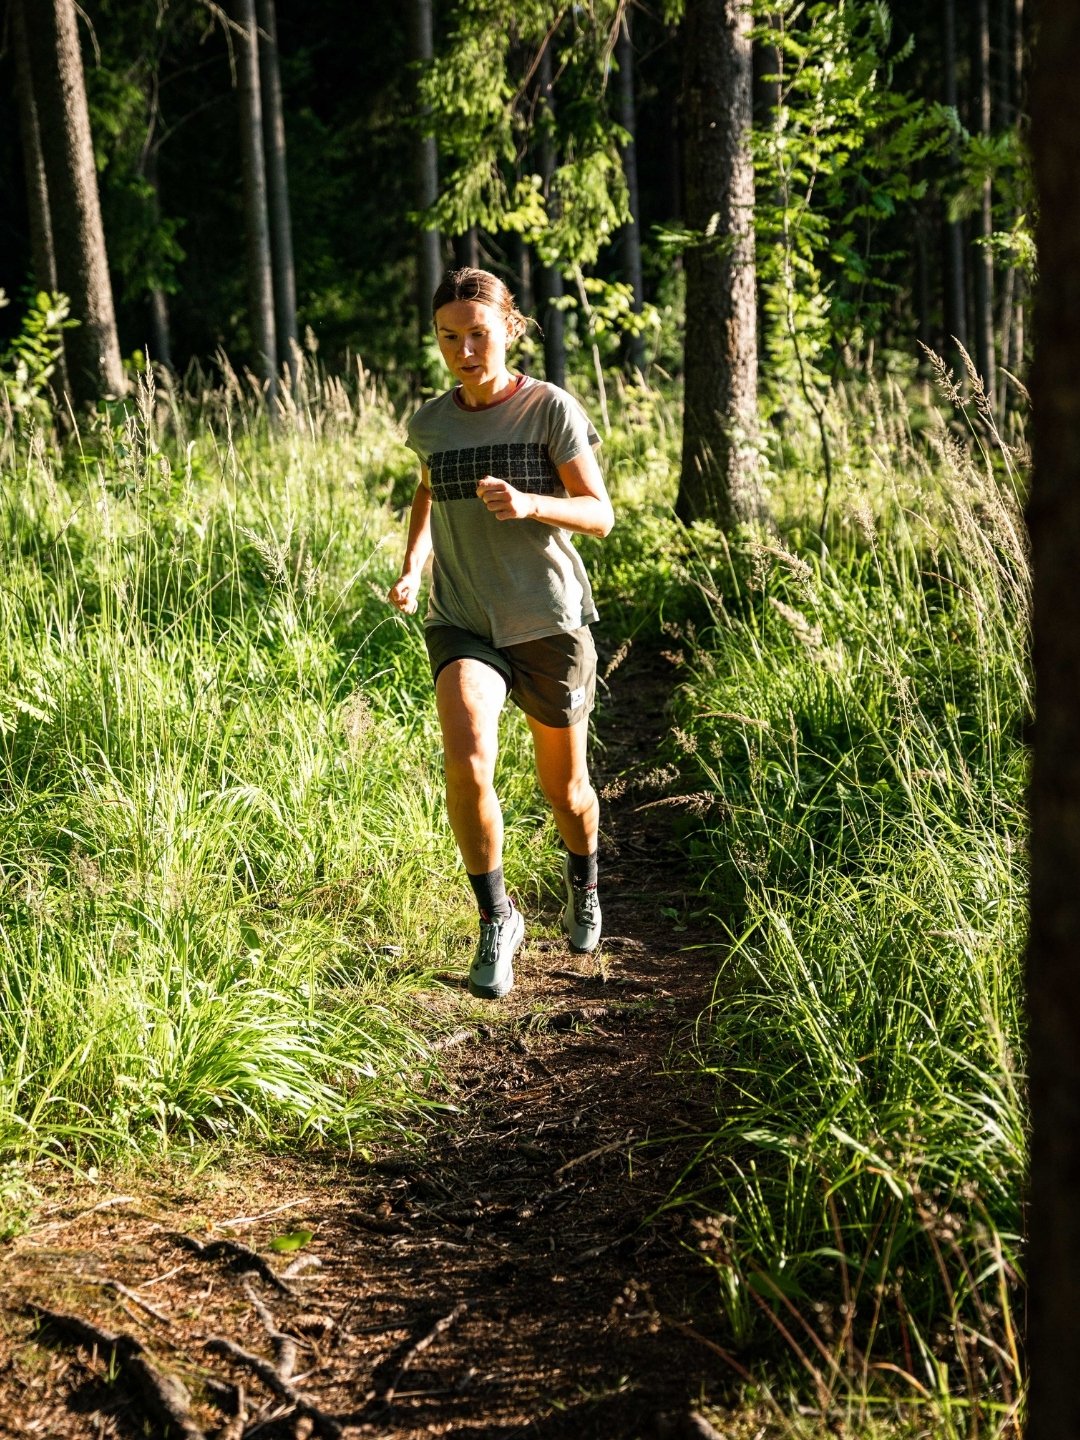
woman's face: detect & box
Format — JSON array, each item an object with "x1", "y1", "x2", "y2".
[{"x1": 434, "y1": 299, "x2": 511, "y2": 393}]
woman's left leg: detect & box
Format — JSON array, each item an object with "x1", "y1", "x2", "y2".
[
  {"x1": 527, "y1": 714, "x2": 603, "y2": 952},
  {"x1": 526, "y1": 713, "x2": 598, "y2": 855}
]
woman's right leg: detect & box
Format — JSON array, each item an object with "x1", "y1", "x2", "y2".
[
  {"x1": 435, "y1": 658, "x2": 522, "y2": 998},
  {"x1": 435, "y1": 657, "x2": 507, "y2": 874}
]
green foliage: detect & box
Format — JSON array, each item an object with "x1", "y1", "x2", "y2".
[
  {"x1": 420, "y1": 2, "x2": 630, "y2": 269},
  {"x1": 0, "y1": 290, "x2": 75, "y2": 416},
  {"x1": 0, "y1": 365, "x2": 563, "y2": 1164},
  {"x1": 662, "y1": 384, "x2": 1027, "y2": 1418},
  {"x1": 752, "y1": 0, "x2": 951, "y2": 395}
]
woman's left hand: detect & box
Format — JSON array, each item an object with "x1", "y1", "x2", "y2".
[{"x1": 476, "y1": 475, "x2": 536, "y2": 521}]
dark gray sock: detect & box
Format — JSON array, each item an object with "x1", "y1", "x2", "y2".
[
  {"x1": 567, "y1": 848, "x2": 598, "y2": 889},
  {"x1": 467, "y1": 866, "x2": 511, "y2": 921}
]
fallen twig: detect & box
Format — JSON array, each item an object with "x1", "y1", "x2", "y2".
[
  {"x1": 368, "y1": 1301, "x2": 469, "y2": 1405},
  {"x1": 204, "y1": 1334, "x2": 341, "y2": 1438},
  {"x1": 216, "y1": 1198, "x2": 312, "y2": 1230},
  {"x1": 553, "y1": 1130, "x2": 635, "y2": 1179},
  {"x1": 27, "y1": 1302, "x2": 207, "y2": 1440},
  {"x1": 32, "y1": 1195, "x2": 136, "y2": 1236},
  {"x1": 169, "y1": 1232, "x2": 295, "y2": 1296},
  {"x1": 92, "y1": 1277, "x2": 173, "y2": 1327}
]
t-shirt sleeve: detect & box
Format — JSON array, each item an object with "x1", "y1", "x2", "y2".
[
  {"x1": 546, "y1": 389, "x2": 601, "y2": 468},
  {"x1": 405, "y1": 414, "x2": 429, "y2": 465}
]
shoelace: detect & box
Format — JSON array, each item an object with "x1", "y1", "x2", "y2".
[
  {"x1": 572, "y1": 885, "x2": 599, "y2": 927},
  {"x1": 475, "y1": 911, "x2": 513, "y2": 966}
]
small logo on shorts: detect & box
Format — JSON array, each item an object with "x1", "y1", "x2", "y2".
[{"x1": 569, "y1": 686, "x2": 586, "y2": 712}]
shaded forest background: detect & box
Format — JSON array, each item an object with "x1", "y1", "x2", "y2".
[{"x1": 0, "y1": 0, "x2": 1031, "y2": 406}]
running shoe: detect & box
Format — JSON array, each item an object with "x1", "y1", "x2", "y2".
[
  {"x1": 469, "y1": 902, "x2": 524, "y2": 999},
  {"x1": 562, "y1": 854, "x2": 602, "y2": 953}
]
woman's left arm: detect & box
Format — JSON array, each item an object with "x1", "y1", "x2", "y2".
[{"x1": 476, "y1": 449, "x2": 614, "y2": 538}]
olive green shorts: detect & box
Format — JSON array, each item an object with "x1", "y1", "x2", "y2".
[{"x1": 425, "y1": 623, "x2": 597, "y2": 729}]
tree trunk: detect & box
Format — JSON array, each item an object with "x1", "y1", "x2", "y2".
[
  {"x1": 615, "y1": 11, "x2": 645, "y2": 375},
  {"x1": 11, "y1": 0, "x2": 70, "y2": 401},
  {"x1": 20, "y1": 0, "x2": 126, "y2": 406},
  {"x1": 408, "y1": 0, "x2": 443, "y2": 335},
  {"x1": 140, "y1": 143, "x2": 173, "y2": 373},
  {"x1": 535, "y1": 40, "x2": 565, "y2": 389},
  {"x1": 453, "y1": 228, "x2": 480, "y2": 269},
  {"x1": 998, "y1": 0, "x2": 1027, "y2": 412},
  {"x1": 257, "y1": 0, "x2": 298, "y2": 389},
  {"x1": 974, "y1": 0, "x2": 997, "y2": 399},
  {"x1": 753, "y1": 11, "x2": 782, "y2": 389},
  {"x1": 1027, "y1": 6, "x2": 1080, "y2": 1439},
  {"x1": 752, "y1": 10, "x2": 782, "y2": 120},
  {"x1": 942, "y1": 0, "x2": 968, "y2": 373},
  {"x1": 676, "y1": 0, "x2": 761, "y2": 529},
  {"x1": 12, "y1": 0, "x2": 58, "y2": 298},
  {"x1": 233, "y1": 0, "x2": 277, "y2": 403},
  {"x1": 507, "y1": 233, "x2": 534, "y2": 372}
]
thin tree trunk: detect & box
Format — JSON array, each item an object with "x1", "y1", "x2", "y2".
[
  {"x1": 535, "y1": 40, "x2": 565, "y2": 389},
  {"x1": 1011, "y1": 0, "x2": 1026, "y2": 388},
  {"x1": 615, "y1": 11, "x2": 645, "y2": 375},
  {"x1": 20, "y1": 0, "x2": 126, "y2": 406},
  {"x1": 12, "y1": 0, "x2": 57, "y2": 298},
  {"x1": 753, "y1": 10, "x2": 782, "y2": 118},
  {"x1": 942, "y1": 0, "x2": 968, "y2": 373},
  {"x1": 142, "y1": 146, "x2": 173, "y2": 372},
  {"x1": 676, "y1": 0, "x2": 761, "y2": 529},
  {"x1": 11, "y1": 0, "x2": 70, "y2": 401},
  {"x1": 753, "y1": 11, "x2": 782, "y2": 389},
  {"x1": 408, "y1": 0, "x2": 442, "y2": 335},
  {"x1": 974, "y1": 0, "x2": 997, "y2": 399},
  {"x1": 233, "y1": 0, "x2": 277, "y2": 404},
  {"x1": 257, "y1": 0, "x2": 298, "y2": 389},
  {"x1": 453, "y1": 228, "x2": 480, "y2": 269},
  {"x1": 507, "y1": 233, "x2": 534, "y2": 372},
  {"x1": 509, "y1": 234, "x2": 533, "y2": 316},
  {"x1": 1027, "y1": 5, "x2": 1080, "y2": 1438}
]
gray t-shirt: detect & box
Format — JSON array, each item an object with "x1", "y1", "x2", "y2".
[{"x1": 405, "y1": 376, "x2": 601, "y2": 648}]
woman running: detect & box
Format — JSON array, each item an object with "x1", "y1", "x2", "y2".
[{"x1": 388, "y1": 266, "x2": 613, "y2": 999}]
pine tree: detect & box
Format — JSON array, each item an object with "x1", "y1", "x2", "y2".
[
  {"x1": 233, "y1": 0, "x2": 277, "y2": 403},
  {"x1": 676, "y1": 0, "x2": 762, "y2": 528},
  {"x1": 19, "y1": 0, "x2": 126, "y2": 405},
  {"x1": 1027, "y1": 2, "x2": 1080, "y2": 1435}
]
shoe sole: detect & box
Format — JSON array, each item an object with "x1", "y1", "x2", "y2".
[{"x1": 562, "y1": 917, "x2": 600, "y2": 955}]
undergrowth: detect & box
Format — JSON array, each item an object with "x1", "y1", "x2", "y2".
[
  {"x1": 0, "y1": 363, "x2": 561, "y2": 1176},
  {"x1": 0, "y1": 357, "x2": 1028, "y2": 1434},
  {"x1": 663, "y1": 379, "x2": 1028, "y2": 1435}
]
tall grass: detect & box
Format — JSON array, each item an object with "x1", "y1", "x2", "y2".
[
  {"x1": 0, "y1": 365, "x2": 560, "y2": 1182},
  {"x1": 666, "y1": 383, "x2": 1028, "y2": 1431}
]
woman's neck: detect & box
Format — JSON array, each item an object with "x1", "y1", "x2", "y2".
[{"x1": 456, "y1": 369, "x2": 520, "y2": 410}]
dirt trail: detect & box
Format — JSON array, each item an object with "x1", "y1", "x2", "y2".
[{"x1": 0, "y1": 641, "x2": 736, "y2": 1439}]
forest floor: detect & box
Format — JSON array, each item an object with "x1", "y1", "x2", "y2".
[{"x1": 0, "y1": 640, "x2": 759, "y2": 1440}]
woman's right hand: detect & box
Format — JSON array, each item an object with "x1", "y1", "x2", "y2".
[{"x1": 387, "y1": 571, "x2": 421, "y2": 613}]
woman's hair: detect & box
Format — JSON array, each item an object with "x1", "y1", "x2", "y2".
[{"x1": 432, "y1": 267, "x2": 528, "y2": 343}]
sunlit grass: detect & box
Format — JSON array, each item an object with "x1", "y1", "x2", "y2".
[
  {"x1": 0, "y1": 365, "x2": 558, "y2": 1173},
  {"x1": 661, "y1": 381, "x2": 1027, "y2": 1431},
  {"x1": 0, "y1": 358, "x2": 1029, "y2": 1431}
]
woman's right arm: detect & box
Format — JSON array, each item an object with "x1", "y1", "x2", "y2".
[{"x1": 387, "y1": 471, "x2": 433, "y2": 614}]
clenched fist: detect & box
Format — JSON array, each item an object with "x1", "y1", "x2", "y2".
[{"x1": 476, "y1": 475, "x2": 537, "y2": 522}]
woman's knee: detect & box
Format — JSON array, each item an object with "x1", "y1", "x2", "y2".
[
  {"x1": 444, "y1": 746, "x2": 496, "y2": 797},
  {"x1": 540, "y1": 770, "x2": 595, "y2": 817}
]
